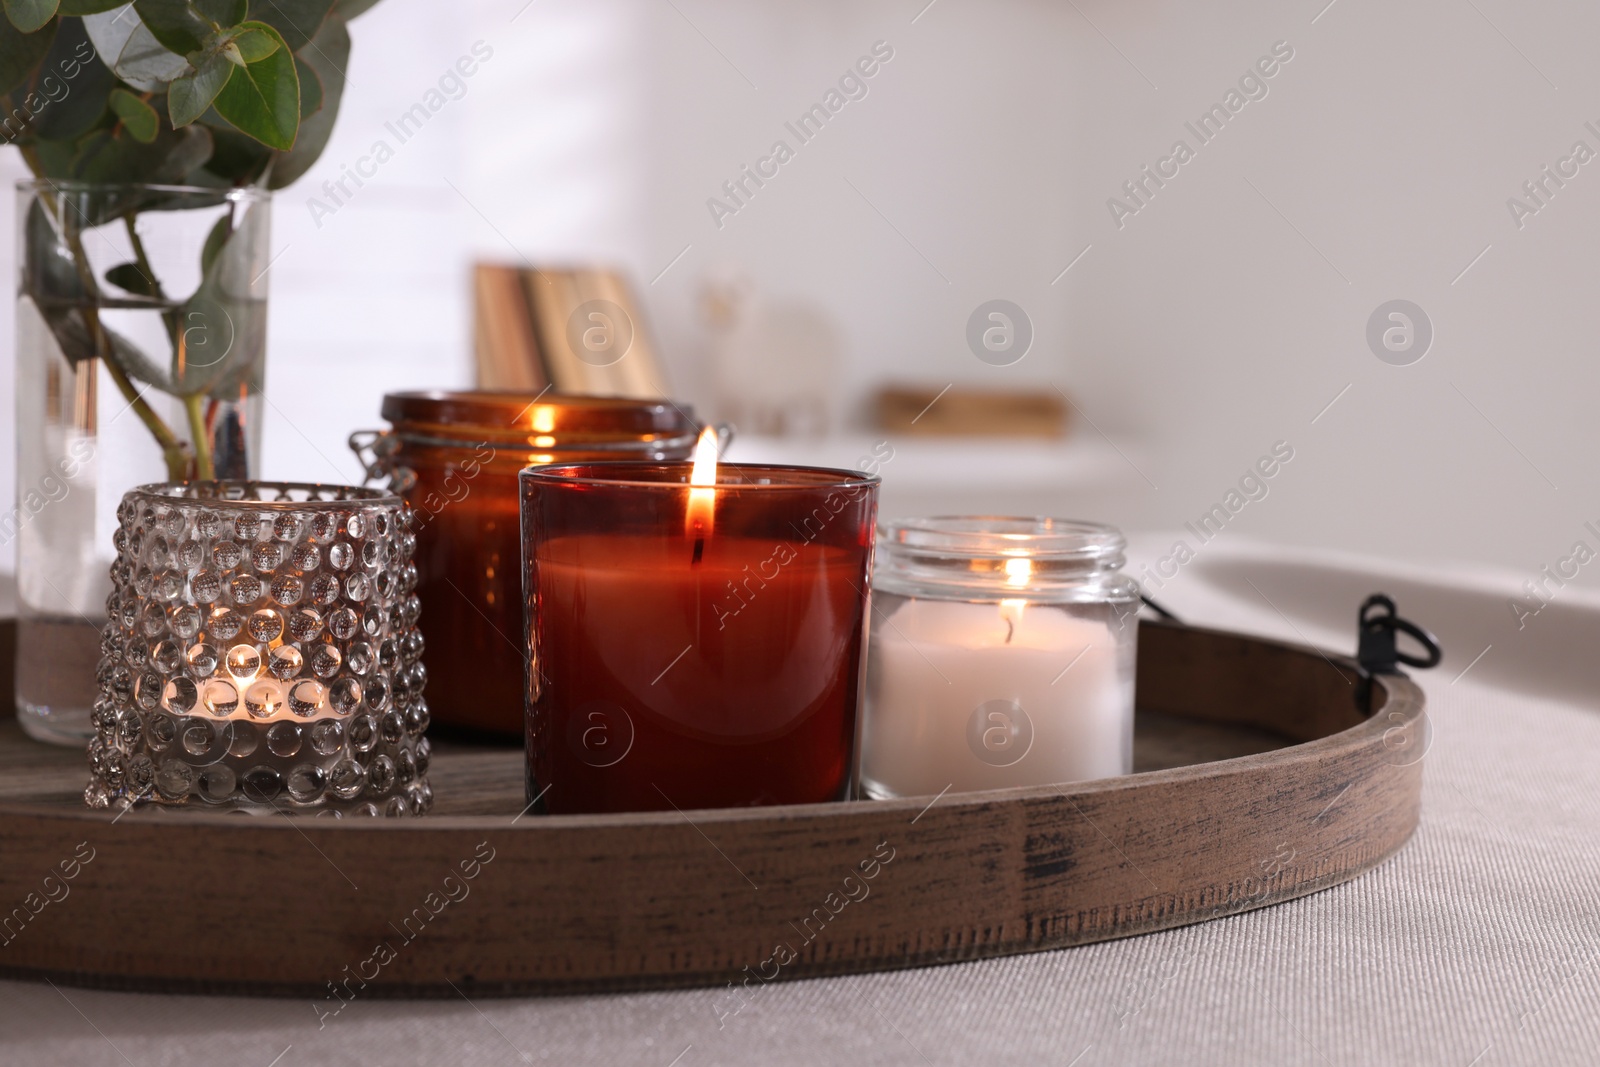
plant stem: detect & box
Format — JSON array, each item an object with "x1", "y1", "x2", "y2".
[
  {"x1": 121, "y1": 215, "x2": 166, "y2": 296},
  {"x1": 124, "y1": 212, "x2": 214, "y2": 478},
  {"x1": 122, "y1": 213, "x2": 177, "y2": 344},
  {"x1": 184, "y1": 391, "x2": 215, "y2": 481},
  {"x1": 107, "y1": 355, "x2": 191, "y2": 481},
  {"x1": 184, "y1": 394, "x2": 215, "y2": 480}
]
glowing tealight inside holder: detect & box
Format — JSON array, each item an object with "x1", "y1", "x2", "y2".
[
  {"x1": 857, "y1": 517, "x2": 1139, "y2": 799},
  {"x1": 84, "y1": 482, "x2": 434, "y2": 817}
]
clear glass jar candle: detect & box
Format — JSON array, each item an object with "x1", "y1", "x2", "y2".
[{"x1": 859, "y1": 517, "x2": 1139, "y2": 799}]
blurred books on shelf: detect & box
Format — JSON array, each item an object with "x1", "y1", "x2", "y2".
[
  {"x1": 473, "y1": 264, "x2": 670, "y2": 398},
  {"x1": 874, "y1": 385, "x2": 1069, "y2": 437}
]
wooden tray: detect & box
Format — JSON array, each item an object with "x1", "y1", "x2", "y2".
[{"x1": 0, "y1": 618, "x2": 1423, "y2": 997}]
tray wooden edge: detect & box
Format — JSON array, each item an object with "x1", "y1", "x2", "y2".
[{"x1": 0, "y1": 797, "x2": 1419, "y2": 1002}]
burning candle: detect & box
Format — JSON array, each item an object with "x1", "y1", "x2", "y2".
[
  {"x1": 364, "y1": 392, "x2": 702, "y2": 737},
  {"x1": 520, "y1": 454, "x2": 878, "y2": 814},
  {"x1": 858, "y1": 517, "x2": 1139, "y2": 799}
]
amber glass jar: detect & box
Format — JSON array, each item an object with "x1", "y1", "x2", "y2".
[{"x1": 353, "y1": 392, "x2": 700, "y2": 735}]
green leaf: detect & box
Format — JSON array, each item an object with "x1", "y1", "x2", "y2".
[
  {"x1": 19, "y1": 202, "x2": 170, "y2": 380},
  {"x1": 81, "y1": 6, "x2": 137, "y2": 70},
  {"x1": 192, "y1": 0, "x2": 244, "y2": 23},
  {"x1": 58, "y1": 0, "x2": 129, "y2": 12},
  {"x1": 105, "y1": 260, "x2": 160, "y2": 297},
  {"x1": 72, "y1": 120, "x2": 212, "y2": 182},
  {"x1": 167, "y1": 47, "x2": 227, "y2": 125},
  {"x1": 39, "y1": 302, "x2": 174, "y2": 384},
  {"x1": 293, "y1": 52, "x2": 318, "y2": 116},
  {"x1": 5, "y1": 18, "x2": 112, "y2": 141},
  {"x1": 21, "y1": 195, "x2": 173, "y2": 388},
  {"x1": 172, "y1": 204, "x2": 267, "y2": 397},
  {"x1": 131, "y1": 0, "x2": 242, "y2": 56},
  {"x1": 21, "y1": 197, "x2": 87, "y2": 307},
  {"x1": 265, "y1": 8, "x2": 342, "y2": 188},
  {"x1": 198, "y1": 123, "x2": 270, "y2": 181},
  {"x1": 199, "y1": 211, "x2": 229, "y2": 272},
  {"x1": 230, "y1": 25, "x2": 274, "y2": 61},
  {"x1": 0, "y1": 10, "x2": 55, "y2": 96},
  {"x1": 332, "y1": 0, "x2": 378, "y2": 19},
  {"x1": 108, "y1": 86, "x2": 158, "y2": 141},
  {"x1": 246, "y1": 0, "x2": 331, "y2": 53},
  {"x1": 22, "y1": 131, "x2": 75, "y2": 172},
  {"x1": 114, "y1": 19, "x2": 189, "y2": 89},
  {"x1": 210, "y1": 19, "x2": 295, "y2": 149},
  {"x1": 4, "y1": 0, "x2": 57, "y2": 33}
]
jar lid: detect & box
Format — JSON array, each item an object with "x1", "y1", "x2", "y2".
[
  {"x1": 380, "y1": 391, "x2": 699, "y2": 450},
  {"x1": 875, "y1": 516, "x2": 1137, "y2": 600}
]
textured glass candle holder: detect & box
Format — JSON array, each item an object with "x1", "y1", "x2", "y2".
[{"x1": 83, "y1": 482, "x2": 434, "y2": 817}]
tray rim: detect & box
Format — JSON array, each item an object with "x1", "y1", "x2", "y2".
[{"x1": 0, "y1": 622, "x2": 1417, "y2": 831}]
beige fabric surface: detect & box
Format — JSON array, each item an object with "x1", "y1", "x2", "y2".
[{"x1": 4, "y1": 567, "x2": 1598, "y2": 1066}]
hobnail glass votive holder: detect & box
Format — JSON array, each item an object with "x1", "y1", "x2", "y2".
[{"x1": 84, "y1": 482, "x2": 434, "y2": 817}]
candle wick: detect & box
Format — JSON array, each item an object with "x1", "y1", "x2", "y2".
[
  {"x1": 692, "y1": 536, "x2": 704, "y2": 565},
  {"x1": 1004, "y1": 616, "x2": 1014, "y2": 644}
]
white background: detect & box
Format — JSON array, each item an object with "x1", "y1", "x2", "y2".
[{"x1": 5, "y1": 0, "x2": 1598, "y2": 586}]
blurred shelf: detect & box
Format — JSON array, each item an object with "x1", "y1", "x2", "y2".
[{"x1": 724, "y1": 433, "x2": 1142, "y2": 493}]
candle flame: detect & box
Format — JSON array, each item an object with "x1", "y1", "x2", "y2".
[
  {"x1": 686, "y1": 426, "x2": 719, "y2": 538},
  {"x1": 690, "y1": 426, "x2": 719, "y2": 484},
  {"x1": 1000, "y1": 557, "x2": 1031, "y2": 643}
]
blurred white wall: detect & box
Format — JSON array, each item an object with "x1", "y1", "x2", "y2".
[{"x1": 6, "y1": 0, "x2": 1600, "y2": 583}]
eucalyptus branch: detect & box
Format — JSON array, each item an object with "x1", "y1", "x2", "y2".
[
  {"x1": 184, "y1": 395, "x2": 215, "y2": 480},
  {"x1": 123, "y1": 212, "x2": 216, "y2": 480},
  {"x1": 4, "y1": 0, "x2": 383, "y2": 482},
  {"x1": 121, "y1": 215, "x2": 168, "y2": 301}
]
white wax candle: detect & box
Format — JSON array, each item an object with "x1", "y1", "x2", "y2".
[{"x1": 860, "y1": 597, "x2": 1133, "y2": 797}]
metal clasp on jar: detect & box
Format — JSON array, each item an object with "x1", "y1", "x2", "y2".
[{"x1": 348, "y1": 430, "x2": 418, "y2": 493}]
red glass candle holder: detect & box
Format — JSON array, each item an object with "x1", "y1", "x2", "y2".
[{"x1": 520, "y1": 462, "x2": 878, "y2": 814}]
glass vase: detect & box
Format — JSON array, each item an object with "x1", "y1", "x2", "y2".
[{"x1": 13, "y1": 181, "x2": 272, "y2": 745}]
